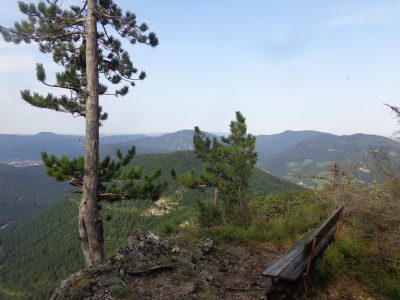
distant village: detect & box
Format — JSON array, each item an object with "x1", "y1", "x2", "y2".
[{"x1": 2, "y1": 159, "x2": 42, "y2": 167}]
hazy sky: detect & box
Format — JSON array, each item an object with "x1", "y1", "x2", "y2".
[{"x1": 1, "y1": 0, "x2": 400, "y2": 136}]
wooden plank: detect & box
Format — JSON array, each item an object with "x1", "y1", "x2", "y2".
[
  {"x1": 272, "y1": 248, "x2": 305, "y2": 281},
  {"x1": 262, "y1": 206, "x2": 344, "y2": 281},
  {"x1": 303, "y1": 206, "x2": 344, "y2": 258},
  {"x1": 278, "y1": 226, "x2": 336, "y2": 281},
  {"x1": 262, "y1": 231, "x2": 312, "y2": 277},
  {"x1": 262, "y1": 245, "x2": 303, "y2": 277}
]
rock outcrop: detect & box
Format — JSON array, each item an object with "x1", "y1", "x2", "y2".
[{"x1": 51, "y1": 229, "x2": 276, "y2": 299}]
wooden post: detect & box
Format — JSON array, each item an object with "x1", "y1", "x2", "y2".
[{"x1": 303, "y1": 238, "x2": 317, "y2": 296}]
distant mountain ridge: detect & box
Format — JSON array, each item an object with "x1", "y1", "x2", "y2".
[
  {"x1": 0, "y1": 130, "x2": 217, "y2": 161},
  {"x1": 1, "y1": 130, "x2": 399, "y2": 187},
  {"x1": 0, "y1": 132, "x2": 150, "y2": 160},
  {"x1": 256, "y1": 130, "x2": 322, "y2": 156},
  {"x1": 101, "y1": 130, "x2": 219, "y2": 157},
  {"x1": 0, "y1": 129, "x2": 322, "y2": 161},
  {"x1": 255, "y1": 130, "x2": 323, "y2": 168}
]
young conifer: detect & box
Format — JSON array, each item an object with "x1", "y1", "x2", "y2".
[
  {"x1": 1, "y1": 0, "x2": 159, "y2": 266},
  {"x1": 174, "y1": 112, "x2": 257, "y2": 221},
  {"x1": 221, "y1": 112, "x2": 257, "y2": 215},
  {"x1": 192, "y1": 127, "x2": 228, "y2": 207}
]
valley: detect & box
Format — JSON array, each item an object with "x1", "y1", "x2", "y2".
[
  {"x1": 2, "y1": 129, "x2": 399, "y2": 181},
  {"x1": 2, "y1": 129, "x2": 399, "y2": 227}
]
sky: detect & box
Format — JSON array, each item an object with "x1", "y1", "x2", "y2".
[{"x1": 1, "y1": 0, "x2": 400, "y2": 136}]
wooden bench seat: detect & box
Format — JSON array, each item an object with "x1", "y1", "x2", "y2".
[{"x1": 262, "y1": 205, "x2": 344, "y2": 298}]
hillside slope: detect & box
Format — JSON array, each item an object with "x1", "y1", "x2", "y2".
[
  {"x1": 0, "y1": 151, "x2": 304, "y2": 299},
  {"x1": 101, "y1": 130, "x2": 218, "y2": 157},
  {"x1": 0, "y1": 164, "x2": 67, "y2": 226},
  {"x1": 256, "y1": 130, "x2": 322, "y2": 165},
  {"x1": 259, "y1": 133, "x2": 400, "y2": 186}
]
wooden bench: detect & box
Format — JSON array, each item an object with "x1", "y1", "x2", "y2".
[{"x1": 262, "y1": 205, "x2": 344, "y2": 299}]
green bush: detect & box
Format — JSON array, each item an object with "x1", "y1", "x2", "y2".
[
  {"x1": 208, "y1": 191, "x2": 326, "y2": 246},
  {"x1": 161, "y1": 223, "x2": 175, "y2": 235},
  {"x1": 197, "y1": 200, "x2": 223, "y2": 228},
  {"x1": 111, "y1": 285, "x2": 130, "y2": 299},
  {"x1": 248, "y1": 190, "x2": 314, "y2": 221},
  {"x1": 313, "y1": 238, "x2": 360, "y2": 286}
]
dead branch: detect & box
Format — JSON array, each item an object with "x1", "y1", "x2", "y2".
[{"x1": 127, "y1": 264, "x2": 177, "y2": 276}]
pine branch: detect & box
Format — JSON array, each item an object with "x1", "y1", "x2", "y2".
[
  {"x1": 35, "y1": 30, "x2": 86, "y2": 41},
  {"x1": 22, "y1": 13, "x2": 86, "y2": 24},
  {"x1": 0, "y1": 25, "x2": 85, "y2": 42}
]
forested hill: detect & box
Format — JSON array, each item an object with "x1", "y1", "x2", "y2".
[
  {"x1": 255, "y1": 130, "x2": 323, "y2": 158},
  {"x1": 0, "y1": 150, "x2": 304, "y2": 299},
  {"x1": 2, "y1": 130, "x2": 398, "y2": 187},
  {"x1": 0, "y1": 163, "x2": 67, "y2": 226},
  {"x1": 0, "y1": 144, "x2": 302, "y2": 227},
  {"x1": 128, "y1": 151, "x2": 302, "y2": 194},
  {"x1": 3, "y1": 130, "x2": 399, "y2": 178},
  {"x1": 258, "y1": 133, "x2": 400, "y2": 186},
  {"x1": 104, "y1": 131, "x2": 400, "y2": 187}
]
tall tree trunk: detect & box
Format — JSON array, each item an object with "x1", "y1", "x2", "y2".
[
  {"x1": 214, "y1": 186, "x2": 219, "y2": 207},
  {"x1": 237, "y1": 178, "x2": 246, "y2": 214},
  {"x1": 78, "y1": 0, "x2": 104, "y2": 267},
  {"x1": 214, "y1": 177, "x2": 220, "y2": 207}
]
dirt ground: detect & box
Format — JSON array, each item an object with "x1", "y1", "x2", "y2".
[
  {"x1": 54, "y1": 231, "x2": 373, "y2": 300},
  {"x1": 125, "y1": 243, "x2": 280, "y2": 300}
]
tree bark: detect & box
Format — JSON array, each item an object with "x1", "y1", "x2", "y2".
[
  {"x1": 214, "y1": 186, "x2": 219, "y2": 207},
  {"x1": 214, "y1": 177, "x2": 220, "y2": 207},
  {"x1": 79, "y1": 0, "x2": 104, "y2": 267}
]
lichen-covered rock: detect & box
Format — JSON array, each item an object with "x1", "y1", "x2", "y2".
[
  {"x1": 171, "y1": 246, "x2": 180, "y2": 254},
  {"x1": 51, "y1": 230, "x2": 276, "y2": 300},
  {"x1": 199, "y1": 238, "x2": 214, "y2": 255},
  {"x1": 116, "y1": 229, "x2": 168, "y2": 266},
  {"x1": 50, "y1": 271, "x2": 85, "y2": 300}
]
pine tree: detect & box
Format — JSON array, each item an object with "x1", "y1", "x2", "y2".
[
  {"x1": 0, "y1": 0, "x2": 159, "y2": 266},
  {"x1": 221, "y1": 112, "x2": 257, "y2": 216},
  {"x1": 192, "y1": 127, "x2": 228, "y2": 207},
  {"x1": 174, "y1": 112, "x2": 257, "y2": 222},
  {"x1": 171, "y1": 128, "x2": 227, "y2": 207}
]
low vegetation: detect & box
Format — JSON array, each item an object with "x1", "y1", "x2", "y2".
[{"x1": 310, "y1": 175, "x2": 400, "y2": 299}]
